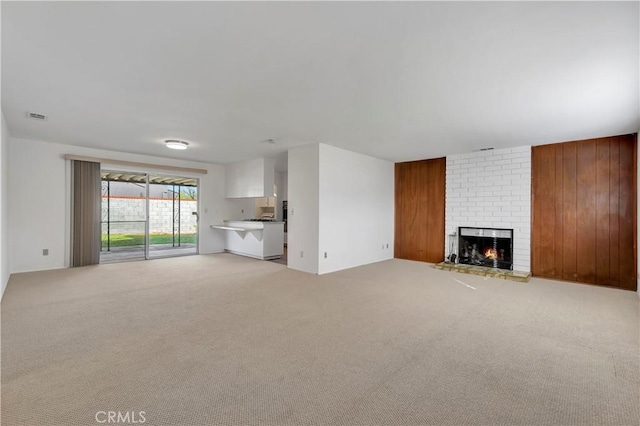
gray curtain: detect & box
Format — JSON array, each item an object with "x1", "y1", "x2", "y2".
[{"x1": 71, "y1": 160, "x2": 101, "y2": 267}]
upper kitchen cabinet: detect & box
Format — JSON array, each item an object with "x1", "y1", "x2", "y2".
[
  {"x1": 256, "y1": 196, "x2": 275, "y2": 208},
  {"x1": 254, "y1": 191, "x2": 277, "y2": 219},
  {"x1": 225, "y1": 158, "x2": 276, "y2": 198}
]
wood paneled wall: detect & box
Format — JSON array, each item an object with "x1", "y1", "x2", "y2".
[
  {"x1": 532, "y1": 135, "x2": 637, "y2": 290},
  {"x1": 394, "y1": 158, "x2": 446, "y2": 263}
]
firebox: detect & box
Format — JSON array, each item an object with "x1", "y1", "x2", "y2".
[{"x1": 458, "y1": 227, "x2": 513, "y2": 270}]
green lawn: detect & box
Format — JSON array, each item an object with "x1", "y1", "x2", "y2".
[{"x1": 102, "y1": 233, "x2": 197, "y2": 248}]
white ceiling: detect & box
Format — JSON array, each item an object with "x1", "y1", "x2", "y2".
[{"x1": 2, "y1": 2, "x2": 638, "y2": 169}]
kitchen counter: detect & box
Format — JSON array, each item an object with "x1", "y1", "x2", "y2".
[{"x1": 211, "y1": 220, "x2": 284, "y2": 260}]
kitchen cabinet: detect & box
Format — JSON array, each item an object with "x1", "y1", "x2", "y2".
[
  {"x1": 225, "y1": 157, "x2": 275, "y2": 198},
  {"x1": 211, "y1": 221, "x2": 284, "y2": 260},
  {"x1": 256, "y1": 197, "x2": 275, "y2": 207}
]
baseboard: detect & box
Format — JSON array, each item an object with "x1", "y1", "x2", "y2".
[
  {"x1": 10, "y1": 265, "x2": 66, "y2": 275},
  {"x1": 198, "y1": 249, "x2": 226, "y2": 255}
]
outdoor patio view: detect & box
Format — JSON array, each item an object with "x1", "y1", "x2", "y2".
[{"x1": 100, "y1": 171, "x2": 198, "y2": 263}]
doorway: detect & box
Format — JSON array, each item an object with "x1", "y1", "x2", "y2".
[{"x1": 100, "y1": 170, "x2": 199, "y2": 263}]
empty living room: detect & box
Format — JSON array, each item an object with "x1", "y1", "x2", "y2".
[{"x1": 1, "y1": 2, "x2": 638, "y2": 426}]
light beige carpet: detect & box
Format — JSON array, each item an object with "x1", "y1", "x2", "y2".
[{"x1": 1, "y1": 255, "x2": 639, "y2": 425}]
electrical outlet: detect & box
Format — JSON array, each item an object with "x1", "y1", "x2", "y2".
[
  {"x1": 324, "y1": 252, "x2": 327, "y2": 258},
  {"x1": 300, "y1": 251, "x2": 304, "y2": 258},
  {"x1": 42, "y1": 249, "x2": 49, "y2": 256},
  {"x1": 241, "y1": 209, "x2": 244, "y2": 213},
  {"x1": 386, "y1": 243, "x2": 389, "y2": 249}
]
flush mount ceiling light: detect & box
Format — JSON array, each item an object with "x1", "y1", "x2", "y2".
[{"x1": 164, "y1": 140, "x2": 189, "y2": 150}]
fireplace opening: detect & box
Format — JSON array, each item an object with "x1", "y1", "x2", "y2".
[{"x1": 458, "y1": 227, "x2": 513, "y2": 270}]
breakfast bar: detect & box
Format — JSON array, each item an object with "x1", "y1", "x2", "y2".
[{"x1": 211, "y1": 220, "x2": 284, "y2": 260}]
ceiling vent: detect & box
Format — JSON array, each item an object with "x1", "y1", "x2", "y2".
[{"x1": 26, "y1": 112, "x2": 47, "y2": 121}]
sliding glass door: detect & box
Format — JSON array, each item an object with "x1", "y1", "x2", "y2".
[
  {"x1": 148, "y1": 175, "x2": 198, "y2": 259},
  {"x1": 100, "y1": 170, "x2": 198, "y2": 263},
  {"x1": 100, "y1": 171, "x2": 148, "y2": 263}
]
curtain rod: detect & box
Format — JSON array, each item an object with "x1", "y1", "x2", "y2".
[{"x1": 63, "y1": 154, "x2": 208, "y2": 175}]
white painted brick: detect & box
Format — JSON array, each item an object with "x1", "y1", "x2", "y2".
[
  {"x1": 445, "y1": 145, "x2": 532, "y2": 273},
  {"x1": 511, "y1": 145, "x2": 532, "y2": 153},
  {"x1": 505, "y1": 163, "x2": 525, "y2": 170},
  {"x1": 484, "y1": 196, "x2": 503, "y2": 202},
  {"x1": 485, "y1": 165, "x2": 504, "y2": 172},
  {"x1": 502, "y1": 152, "x2": 526, "y2": 160},
  {"x1": 507, "y1": 187, "x2": 529, "y2": 195},
  {"x1": 499, "y1": 159, "x2": 520, "y2": 166},
  {"x1": 511, "y1": 157, "x2": 530, "y2": 164}
]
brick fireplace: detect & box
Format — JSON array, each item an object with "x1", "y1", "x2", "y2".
[{"x1": 445, "y1": 146, "x2": 531, "y2": 273}]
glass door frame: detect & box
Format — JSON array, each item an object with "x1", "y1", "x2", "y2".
[
  {"x1": 144, "y1": 173, "x2": 150, "y2": 260},
  {"x1": 100, "y1": 169, "x2": 149, "y2": 263},
  {"x1": 146, "y1": 173, "x2": 200, "y2": 259},
  {"x1": 100, "y1": 168, "x2": 200, "y2": 263}
]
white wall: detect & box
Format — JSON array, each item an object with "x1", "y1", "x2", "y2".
[
  {"x1": 287, "y1": 144, "x2": 319, "y2": 274},
  {"x1": 318, "y1": 144, "x2": 394, "y2": 274},
  {"x1": 1, "y1": 111, "x2": 10, "y2": 299},
  {"x1": 445, "y1": 146, "x2": 532, "y2": 272},
  {"x1": 226, "y1": 198, "x2": 257, "y2": 221},
  {"x1": 287, "y1": 143, "x2": 394, "y2": 275},
  {"x1": 280, "y1": 172, "x2": 288, "y2": 201},
  {"x1": 274, "y1": 171, "x2": 286, "y2": 221},
  {"x1": 8, "y1": 137, "x2": 234, "y2": 274}
]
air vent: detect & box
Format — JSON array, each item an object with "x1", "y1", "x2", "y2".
[
  {"x1": 26, "y1": 112, "x2": 47, "y2": 121},
  {"x1": 473, "y1": 147, "x2": 494, "y2": 152}
]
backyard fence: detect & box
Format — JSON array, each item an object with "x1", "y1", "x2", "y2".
[{"x1": 101, "y1": 197, "x2": 198, "y2": 234}]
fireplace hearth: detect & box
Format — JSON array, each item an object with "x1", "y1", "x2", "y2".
[{"x1": 458, "y1": 227, "x2": 513, "y2": 270}]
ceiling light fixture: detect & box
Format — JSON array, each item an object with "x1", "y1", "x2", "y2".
[{"x1": 164, "y1": 140, "x2": 189, "y2": 150}]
